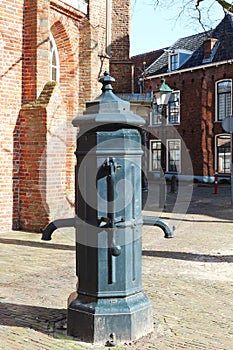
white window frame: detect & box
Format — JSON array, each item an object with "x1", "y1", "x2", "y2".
[
  {"x1": 166, "y1": 139, "x2": 181, "y2": 173},
  {"x1": 149, "y1": 139, "x2": 161, "y2": 171},
  {"x1": 168, "y1": 49, "x2": 193, "y2": 71},
  {"x1": 215, "y1": 79, "x2": 232, "y2": 122},
  {"x1": 149, "y1": 108, "x2": 162, "y2": 126},
  {"x1": 170, "y1": 53, "x2": 179, "y2": 71},
  {"x1": 150, "y1": 91, "x2": 180, "y2": 126},
  {"x1": 50, "y1": 33, "x2": 60, "y2": 84},
  {"x1": 215, "y1": 134, "x2": 231, "y2": 174},
  {"x1": 167, "y1": 90, "x2": 180, "y2": 125}
]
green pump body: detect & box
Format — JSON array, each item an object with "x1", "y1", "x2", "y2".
[{"x1": 67, "y1": 72, "x2": 153, "y2": 344}]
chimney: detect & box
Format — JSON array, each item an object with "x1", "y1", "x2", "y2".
[{"x1": 203, "y1": 38, "x2": 218, "y2": 59}]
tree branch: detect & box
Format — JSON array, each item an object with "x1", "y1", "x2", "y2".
[
  {"x1": 195, "y1": 2, "x2": 206, "y2": 31},
  {"x1": 215, "y1": 0, "x2": 233, "y2": 12},
  {"x1": 154, "y1": 0, "x2": 233, "y2": 12}
]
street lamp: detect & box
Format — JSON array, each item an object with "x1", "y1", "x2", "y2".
[
  {"x1": 153, "y1": 78, "x2": 173, "y2": 208},
  {"x1": 154, "y1": 77, "x2": 173, "y2": 107}
]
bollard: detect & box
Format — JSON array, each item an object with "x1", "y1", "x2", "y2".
[
  {"x1": 170, "y1": 175, "x2": 177, "y2": 193},
  {"x1": 214, "y1": 170, "x2": 218, "y2": 194}
]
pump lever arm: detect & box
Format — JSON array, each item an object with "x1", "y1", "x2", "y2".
[
  {"x1": 143, "y1": 216, "x2": 174, "y2": 238},
  {"x1": 41, "y1": 217, "x2": 75, "y2": 241},
  {"x1": 105, "y1": 157, "x2": 122, "y2": 257}
]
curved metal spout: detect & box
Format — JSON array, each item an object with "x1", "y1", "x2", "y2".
[
  {"x1": 41, "y1": 218, "x2": 75, "y2": 241},
  {"x1": 143, "y1": 216, "x2": 174, "y2": 238}
]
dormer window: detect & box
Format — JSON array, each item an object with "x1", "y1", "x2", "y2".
[
  {"x1": 168, "y1": 49, "x2": 193, "y2": 71},
  {"x1": 170, "y1": 54, "x2": 179, "y2": 71}
]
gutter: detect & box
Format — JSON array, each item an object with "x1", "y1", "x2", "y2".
[{"x1": 144, "y1": 59, "x2": 233, "y2": 80}]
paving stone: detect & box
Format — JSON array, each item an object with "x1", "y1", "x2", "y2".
[{"x1": 0, "y1": 184, "x2": 232, "y2": 349}]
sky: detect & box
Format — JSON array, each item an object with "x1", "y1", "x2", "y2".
[{"x1": 130, "y1": 0, "x2": 226, "y2": 57}]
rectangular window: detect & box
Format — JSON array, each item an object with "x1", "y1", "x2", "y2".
[
  {"x1": 167, "y1": 91, "x2": 180, "y2": 124},
  {"x1": 150, "y1": 140, "x2": 161, "y2": 171},
  {"x1": 168, "y1": 50, "x2": 192, "y2": 71},
  {"x1": 150, "y1": 91, "x2": 180, "y2": 126},
  {"x1": 216, "y1": 135, "x2": 231, "y2": 173},
  {"x1": 170, "y1": 54, "x2": 179, "y2": 71},
  {"x1": 216, "y1": 80, "x2": 232, "y2": 121},
  {"x1": 167, "y1": 140, "x2": 181, "y2": 173},
  {"x1": 150, "y1": 109, "x2": 162, "y2": 125}
]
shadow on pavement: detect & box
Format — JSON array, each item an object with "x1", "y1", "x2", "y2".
[
  {"x1": 0, "y1": 237, "x2": 75, "y2": 251},
  {"x1": 158, "y1": 215, "x2": 233, "y2": 224},
  {"x1": 146, "y1": 182, "x2": 233, "y2": 221},
  {"x1": 0, "y1": 301, "x2": 67, "y2": 335},
  {"x1": 142, "y1": 250, "x2": 233, "y2": 262}
]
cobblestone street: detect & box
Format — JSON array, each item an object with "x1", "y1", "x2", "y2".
[{"x1": 0, "y1": 184, "x2": 232, "y2": 349}]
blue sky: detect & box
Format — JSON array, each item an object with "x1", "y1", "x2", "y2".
[{"x1": 130, "y1": 0, "x2": 225, "y2": 56}]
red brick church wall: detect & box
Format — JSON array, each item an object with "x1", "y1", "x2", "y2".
[
  {"x1": 0, "y1": 0, "x2": 132, "y2": 232},
  {"x1": 0, "y1": 0, "x2": 24, "y2": 231}
]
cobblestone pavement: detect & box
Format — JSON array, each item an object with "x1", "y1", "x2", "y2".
[{"x1": 0, "y1": 184, "x2": 233, "y2": 349}]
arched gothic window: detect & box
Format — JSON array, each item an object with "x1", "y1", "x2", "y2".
[{"x1": 50, "y1": 33, "x2": 60, "y2": 83}]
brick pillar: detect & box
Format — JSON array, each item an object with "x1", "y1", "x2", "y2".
[
  {"x1": 79, "y1": 0, "x2": 110, "y2": 105},
  {"x1": 36, "y1": 0, "x2": 50, "y2": 96},
  {"x1": 20, "y1": 82, "x2": 74, "y2": 231},
  {"x1": 20, "y1": 102, "x2": 48, "y2": 231},
  {"x1": 23, "y1": 0, "x2": 49, "y2": 104},
  {"x1": 110, "y1": 0, "x2": 132, "y2": 93},
  {"x1": 79, "y1": 0, "x2": 132, "y2": 100}
]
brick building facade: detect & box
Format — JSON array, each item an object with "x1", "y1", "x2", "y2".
[
  {"x1": 132, "y1": 14, "x2": 233, "y2": 183},
  {"x1": 0, "y1": 0, "x2": 132, "y2": 232}
]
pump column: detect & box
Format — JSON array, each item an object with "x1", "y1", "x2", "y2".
[{"x1": 67, "y1": 72, "x2": 153, "y2": 344}]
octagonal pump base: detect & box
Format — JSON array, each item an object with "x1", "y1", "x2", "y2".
[{"x1": 67, "y1": 291, "x2": 153, "y2": 344}]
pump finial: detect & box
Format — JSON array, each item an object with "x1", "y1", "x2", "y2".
[{"x1": 98, "y1": 71, "x2": 115, "y2": 92}]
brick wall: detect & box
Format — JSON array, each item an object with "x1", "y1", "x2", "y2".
[
  {"x1": 0, "y1": 0, "x2": 24, "y2": 231},
  {"x1": 145, "y1": 64, "x2": 232, "y2": 178},
  {"x1": 0, "y1": 0, "x2": 132, "y2": 232},
  {"x1": 131, "y1": 49, "x2": 165, "y2": 93},
  {"x1": 19, "y1": 82, "x2": 75, "y2": 231}
]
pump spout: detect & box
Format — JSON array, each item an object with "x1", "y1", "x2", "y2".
[
  {"x1": 41, "y1": 218, "x2": 75, "y2": 241},
  {"x1": 143, "y1": 216, "x2": 174, "y2": 238}
]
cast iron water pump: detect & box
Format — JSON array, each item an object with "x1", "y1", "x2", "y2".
[
  {"x1": 68, "y1": 72, "x2": 153, "y2": 343},
  {"x1": 41, "y1": 72, "x2": 173, "y2": 345}
]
